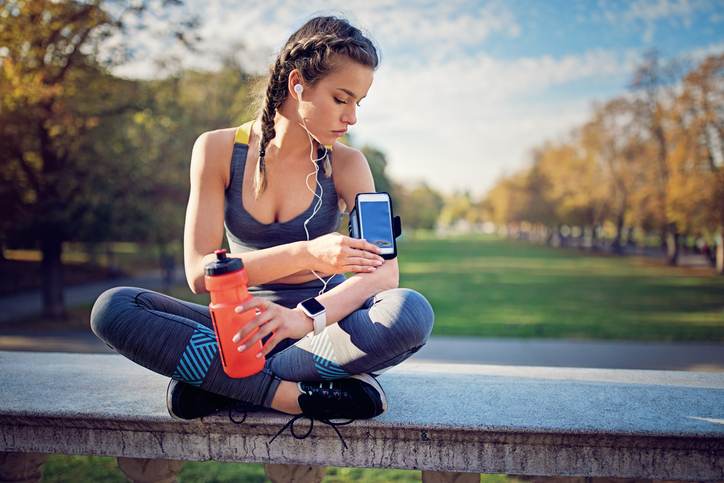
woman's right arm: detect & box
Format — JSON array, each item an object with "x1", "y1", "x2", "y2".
[{"x1": 183, "y1": 131, "x2": 310, "y2": 294}]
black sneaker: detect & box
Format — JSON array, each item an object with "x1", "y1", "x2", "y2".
[
  {"x1": 269, "y1": 373, "x2": 387, "y2": 448},
  {"x1": 297, "y1": 373, "x2": 387, "y2": 420},
  {"x1": 166, "y1": 379, "x2": 261, "y2": 423}
]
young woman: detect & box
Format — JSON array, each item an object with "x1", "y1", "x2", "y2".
[{"x1": 90, "y1": 15, "x2": 434, "y2": 441}]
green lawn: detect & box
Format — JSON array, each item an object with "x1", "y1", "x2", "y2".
[
  {"x1": 9, "y1": 235, "x2": 724, "y2": 342},
  {"x1": 397, "y1": 235, "x2": 724, "y2": 342},
  {"x1": 40, "y1": 455, "x2": 520, "y2": 482}
]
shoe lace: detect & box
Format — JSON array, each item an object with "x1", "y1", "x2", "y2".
[
  {"x1": 268, "y1": 414, "x2": 354, "y2": 449},
  {"x1": 227, "y1": 400, "x2": 261, "y2": 425}
]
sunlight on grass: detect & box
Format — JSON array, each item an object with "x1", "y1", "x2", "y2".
[{"x1": 397, "y1": 236, "x2": 724, "y2": 342}]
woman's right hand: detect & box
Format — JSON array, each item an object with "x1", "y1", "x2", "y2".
[{"x1": 306, "y1": 233, "x2": 385, "y2": 274}]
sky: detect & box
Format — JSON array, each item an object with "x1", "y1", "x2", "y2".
[{"x1": 110, "y1": 0, "x2": 724, "y2": 197}]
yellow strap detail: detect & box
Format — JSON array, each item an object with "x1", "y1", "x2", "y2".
[
  {"x1": 235, "y1": 119, "x2": 334, "y2": 151},
  {"x1": 234, "y1": 120, "x2": 254, "y2": 145}
]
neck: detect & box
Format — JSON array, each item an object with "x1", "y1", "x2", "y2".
[{"x1": 264, "y1": 104, "x2": 318, "y2": 162}]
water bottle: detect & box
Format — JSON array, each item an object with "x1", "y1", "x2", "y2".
[{"x1": 204, "y1": 249, "x2": 265, "y2": 378}]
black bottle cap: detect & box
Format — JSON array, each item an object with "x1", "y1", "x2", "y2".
[{"x1": 204, "y1": 249, "x2": 243, "y2": 276}]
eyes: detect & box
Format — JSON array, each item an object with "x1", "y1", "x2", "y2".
[{"x1": 334, "y1": 97, "x2": 361, "y2": 107}]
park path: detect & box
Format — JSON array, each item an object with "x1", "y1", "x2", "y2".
[
  {"x1": 0, "y1": 269, "x2": 722, "y2": 372},
  {"x1": 0, "y1": 268, "x2": 176, "y2": 324}
]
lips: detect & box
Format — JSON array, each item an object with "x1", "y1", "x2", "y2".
[{"x1": 332, "y1": 129, "x2": 347, "y2": 136}]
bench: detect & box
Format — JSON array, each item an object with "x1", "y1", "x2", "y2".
[{"x1": 1, "y1": 350, "x2": 722, "y2": 482}]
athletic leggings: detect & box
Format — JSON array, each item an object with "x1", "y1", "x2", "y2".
[{"x1": 90, "y1": 276, "x2": 435, "y2": 409}]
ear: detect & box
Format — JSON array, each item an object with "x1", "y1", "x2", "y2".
[{"x1": 288, "y1": 69, "x2": 303, "y2": 101}]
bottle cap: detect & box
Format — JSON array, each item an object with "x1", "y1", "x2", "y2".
[{"x1": 204, "y1": 249, "x2": 244, "y2": 276}]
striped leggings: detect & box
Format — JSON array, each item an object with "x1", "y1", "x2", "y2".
[{"x1": 90, "y1": 277, "x2": 435, "y2": 409}]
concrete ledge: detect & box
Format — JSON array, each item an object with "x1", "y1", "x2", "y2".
[{"x1": 0, "y1": 351, "x2": 722, "y2": 480}]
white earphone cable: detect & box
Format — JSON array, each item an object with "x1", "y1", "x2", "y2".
[{"x1": 297, "y1": 85, "x2": 337, "y2": 296}]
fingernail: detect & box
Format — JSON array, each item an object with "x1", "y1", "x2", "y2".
[
  {"x1": 234, "y1": 307, "x2": 242, "y2": 313},
  {"x1": 256, "y1": 353, "x2": 262, "y2": 358},
  {"x1": 232, "y1": 335, "x2": 239, "y2": 343},
  {"x1": 237, "y1": 344, "x2": 246, "y2": 352},
  {"x1": 375, "y1": 260, "x2": 382, "y2": 265}
]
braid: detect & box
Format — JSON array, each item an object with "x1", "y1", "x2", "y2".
[{"x1": 254, "y1": 58, "x2": 285, "y2": 199}]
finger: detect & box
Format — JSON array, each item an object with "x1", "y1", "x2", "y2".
[
  {"x1": 345, "y1": 257, "x2": 382, "y2": 269},
  {"x1": 348, "y1": 237, "x2": 382, "y2": 254},
  {"x1": 235, "y1": 297, "x2": 270, "y2": 314},
  {"x1": 343, "y1": 264, "x2": 377, "y2": 273},
  {"x1": 232, "y1": 310, "x2": 274, "y2": 343},
  {"x1": 238, "y1": 320, "x2": 278, "y2": 352},
  {"x1": 260, "y1": 331, "x2": 280, "y2": 357},
  {"x1": 348, "y1": 249, "x2": 383, "y2": 263}
]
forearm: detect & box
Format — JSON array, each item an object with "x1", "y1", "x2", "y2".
[
  {"x1": 313, "y1": 258, "x2": 399, "y2": 326},
  {"x1": 195, "y1": 241, "x2": 309, "y2": 292}
]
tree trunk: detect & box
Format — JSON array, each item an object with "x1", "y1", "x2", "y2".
[
  {"x1": 41, "y1": 234, "x2": 65, "y2": 319},
  {"x1": 611, "y1": 212, "x2": 625, "y2": 255},
  {"x1": 717, "y1": 231, "x2": 724, "y2": 275},
  {"x1": 666, "y1": 229, "x2": 680, "y2": 266}
]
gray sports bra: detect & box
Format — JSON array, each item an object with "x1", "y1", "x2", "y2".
[{"x1": 223, "y1": 121, "x2": 343, "y2": 255}]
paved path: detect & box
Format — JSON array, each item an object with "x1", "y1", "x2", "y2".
[{"x1": 0, "y1": 269, "x2": 177, "y2": 323}]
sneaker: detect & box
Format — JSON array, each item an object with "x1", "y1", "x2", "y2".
[
  {"x1": 268, "y1": 373, "x2": 387, "y2": 448},
  {"x1": 297, "y1": 373, "x2": 387, "y2": 420},
  {"x1": 166, "y1": 379, "x2": 261, "y2": 423}
]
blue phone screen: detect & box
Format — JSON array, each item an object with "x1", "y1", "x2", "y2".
[{"x1": 359, "y1": 201, "x2": 394, "y2": 249}]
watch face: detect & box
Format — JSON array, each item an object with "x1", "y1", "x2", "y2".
[{"x1": 300, "y1": 297, "x2": 325, "y2": 316}]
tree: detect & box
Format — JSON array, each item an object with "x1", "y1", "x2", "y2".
[
  {"x1": 582, "y1": 98, "x2": 646, "y2": 253},
  {"x1": 668, "y1": 54, "x2": 724, "y2": 273},
  {"x1": 0, "y1": 0, "x2": 199, "y2": 317},
  {"x1": 395, "y1": 182, "x2": 444, "y2": 231},
  {"x1": 629, "y1": 49, "x2": 684, "y2": 264}
]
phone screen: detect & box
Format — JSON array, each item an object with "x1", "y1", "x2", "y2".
[{"x1": 359, "y1": 200, "x2": 394, "y2": 252}]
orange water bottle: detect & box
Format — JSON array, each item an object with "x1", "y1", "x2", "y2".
[{"x1": 204, "y1": 249, "x2": 265, "y2": 378}]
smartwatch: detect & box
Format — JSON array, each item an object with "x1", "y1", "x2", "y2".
[{"x1": 297, "y1": 297, "x2": 327, "y2": 335}]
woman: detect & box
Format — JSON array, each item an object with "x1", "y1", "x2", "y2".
[{"x1": 90, "y1": 15, "x2": 434, "y2": 442}]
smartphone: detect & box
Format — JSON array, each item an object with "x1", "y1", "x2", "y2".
[{"x1": 355, "y1": 192, "x2": 397, "y2": 259}]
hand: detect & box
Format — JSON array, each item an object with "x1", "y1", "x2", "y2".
[
  {"x1": 231, "y1": 297, "x2": 313, "y2": 358},
  {"x1": 306, "y1": 232, "x2": 384, "y2": 274}
]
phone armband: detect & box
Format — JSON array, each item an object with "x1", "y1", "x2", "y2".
[{"x1": 347, "y1": 200, "x2": 402, "y2": 239}]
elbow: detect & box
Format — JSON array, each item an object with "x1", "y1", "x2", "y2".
[
  {"x1": 186, "y1": 270, "x2": 208, "y2": 295},
  {"x1": 190, "y1": 277, "x2": 208, "y2": 295}
]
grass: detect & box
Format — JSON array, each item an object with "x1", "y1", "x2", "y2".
[
  {"x1": 397, "y1": 236, "x2": 724, "y2": 341},
  {"x1": 40, "y1": 455, "x2": 519, "y2": 482},
  {"x1": 6, "y1": 235, "x2": 724, "y2": 342}
]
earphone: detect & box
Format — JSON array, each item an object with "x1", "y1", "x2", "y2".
[{"x1": 295, "y1": 83, "x2": 337, "y2": 295}]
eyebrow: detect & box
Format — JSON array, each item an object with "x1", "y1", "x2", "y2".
[{"x1": 337, "y1": 87, "x2": 365, "y2": 100}]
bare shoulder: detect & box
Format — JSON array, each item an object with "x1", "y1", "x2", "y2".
[
  {"x1": 330, "y1": 141, "x2": 375, "y2": 212},
  {"x1": 190, "y1": 127, "x2": 237, "y2": 188}
]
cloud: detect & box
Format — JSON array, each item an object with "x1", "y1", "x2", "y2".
[
  {"x1": 599, "y1": 0, "x2": 712, "y2": 43},
  {"x1": 103, "y1": 1, "x2": 721, "y2": 197},
  {"x1": 353, "y1": 49, "x2": 634, "y2": 195}
]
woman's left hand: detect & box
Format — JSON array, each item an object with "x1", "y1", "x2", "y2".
[{"x1": 231, "y1": 297, "x2": 313, "y2": 358}]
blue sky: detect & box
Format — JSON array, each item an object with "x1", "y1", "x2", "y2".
[{"x1": 112, "y1": 0, "x2": 724, "y2": 196}]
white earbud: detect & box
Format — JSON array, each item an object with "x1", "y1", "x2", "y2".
[{"x1": 294, "y1": 83, "x2": 303, "y2": 96}]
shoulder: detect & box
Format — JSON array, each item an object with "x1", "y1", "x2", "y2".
[
  {"x1": 190, "y1": 127, "x2": 237, "y2": 188},
  {"x1": 330, "y1": 141, "x2": 375, "y2": 212}
]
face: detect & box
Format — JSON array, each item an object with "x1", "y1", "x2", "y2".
[{"x1": 290, "y1": 56, "x2": 374, "y2": 145}]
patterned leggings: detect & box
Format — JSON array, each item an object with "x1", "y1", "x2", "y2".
[{"x1": 90, "y1": 277, "x2": 435, "y2": 408}]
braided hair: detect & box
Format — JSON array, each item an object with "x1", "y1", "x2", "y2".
[{"x1": 253, "y1": 16, "x2": 379, "y2": 199}]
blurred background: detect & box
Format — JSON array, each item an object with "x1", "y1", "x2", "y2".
[{"x1": 1, "y1": 1, "x2": 723, "y2": 480}]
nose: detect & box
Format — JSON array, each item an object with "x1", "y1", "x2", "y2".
[{"x1": 341, "y1": 105, "x2": 357, "y2": 126}]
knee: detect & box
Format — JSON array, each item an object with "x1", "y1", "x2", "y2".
[
  {"x1": 386, "y1": 288, "x2": 435, "y2": 349},
  {"x1": 90, "y1": 286, "x2": 137, "y2": 345}
]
